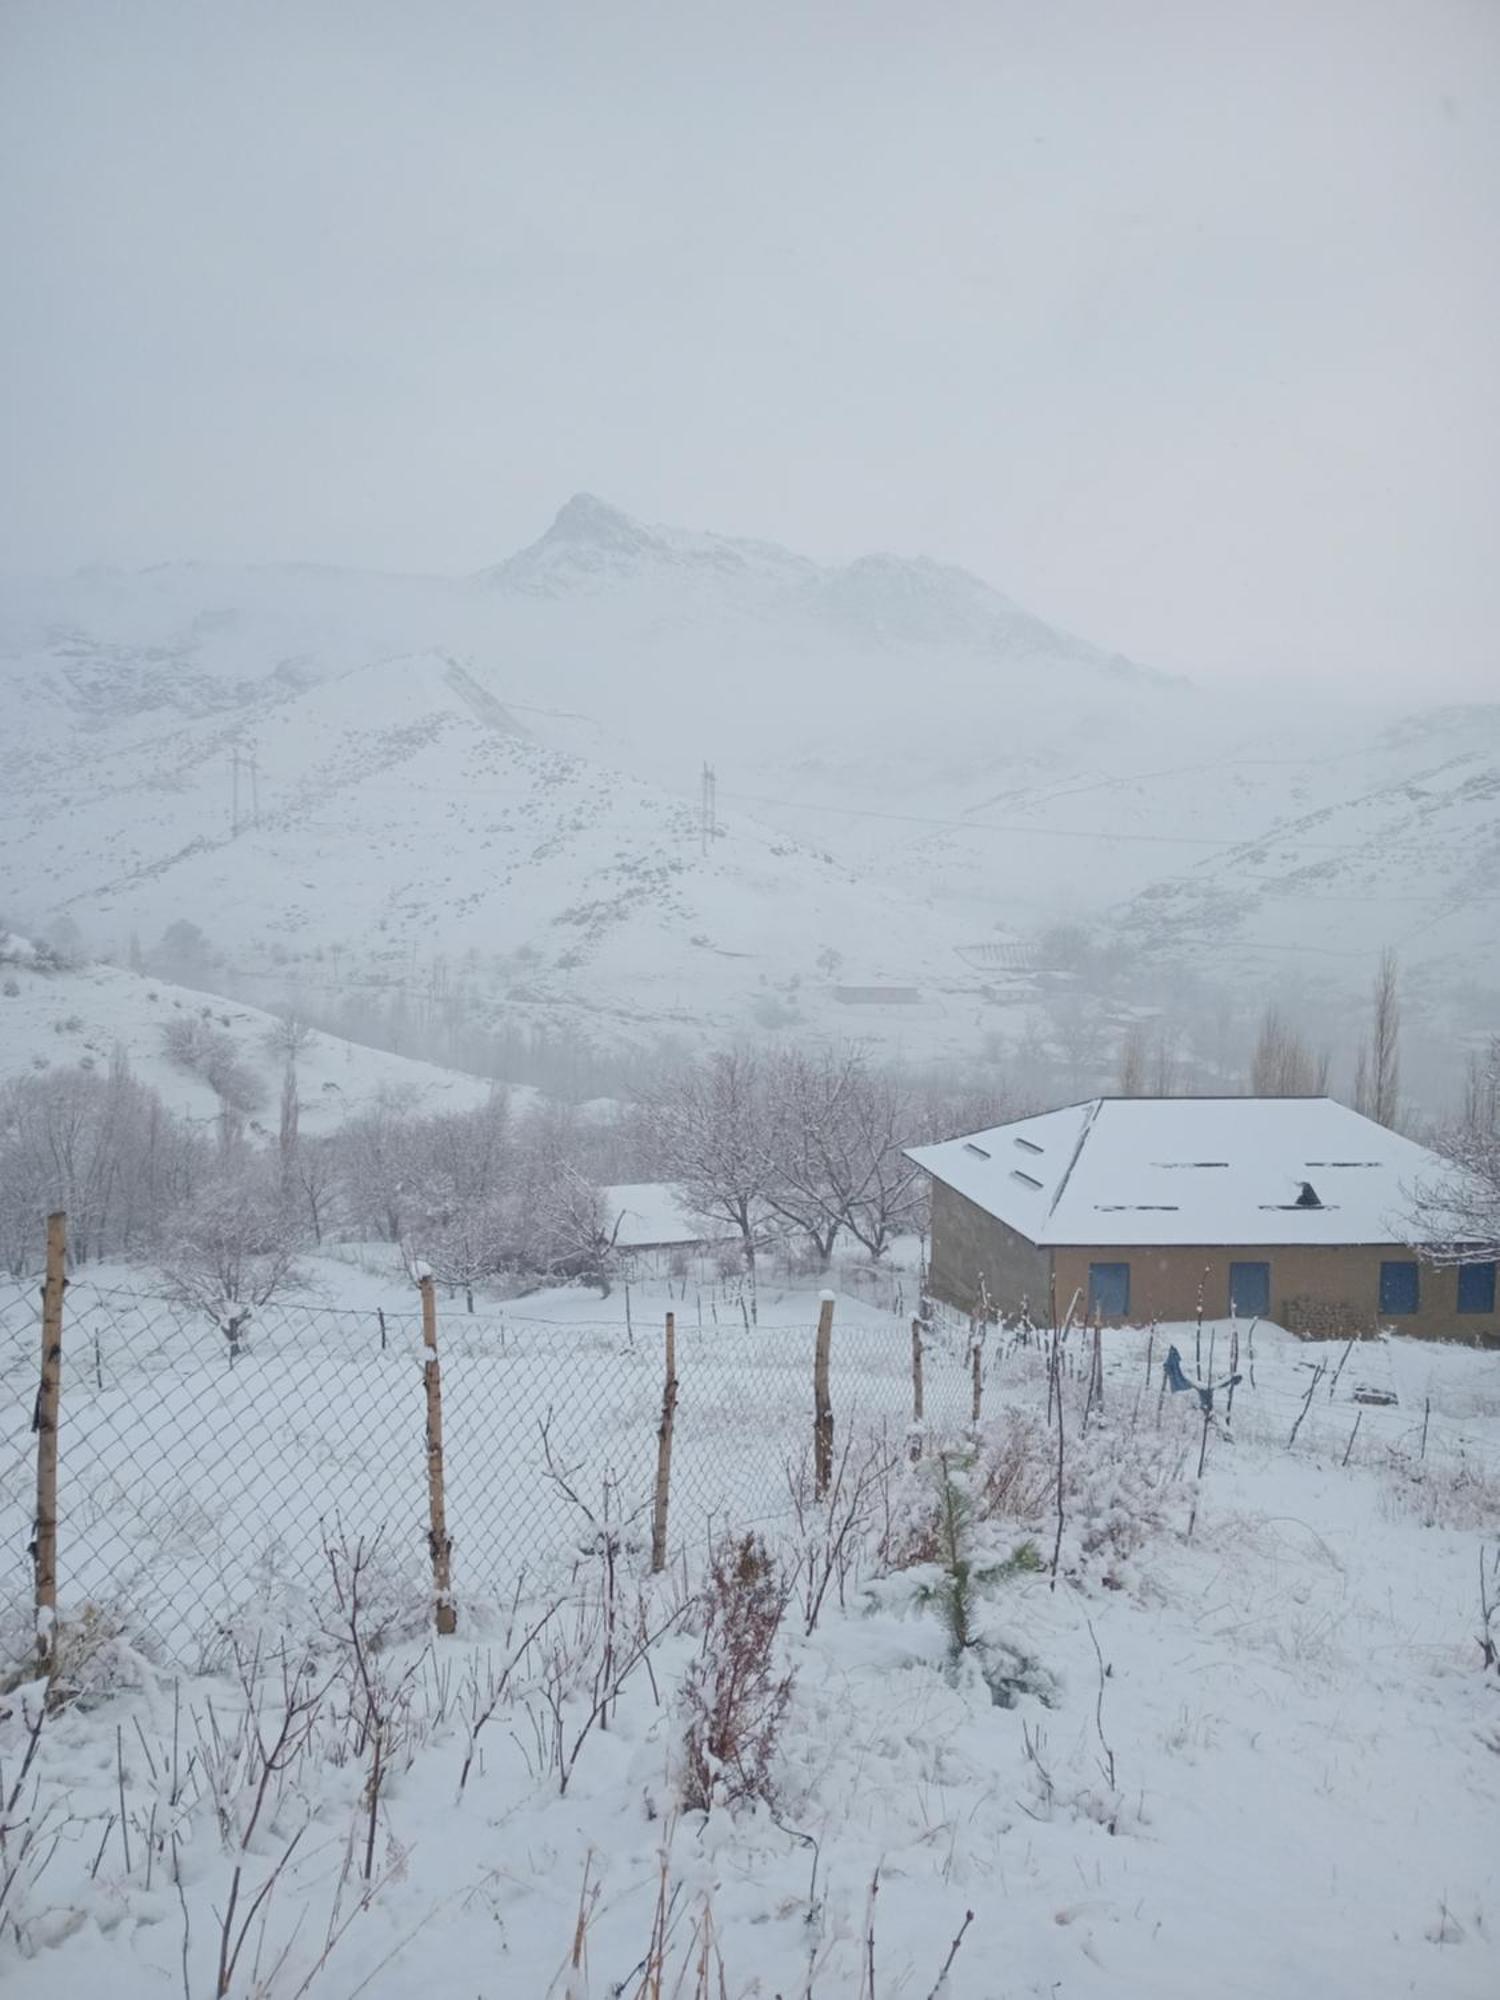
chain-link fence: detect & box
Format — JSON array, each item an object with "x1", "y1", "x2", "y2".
[{"x1": 2, "y1": 1269, "x2": 983, "y2": 1667}]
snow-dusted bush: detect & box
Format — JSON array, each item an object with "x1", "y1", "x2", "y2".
[
  {"x1": 1, "y1": 1600, "x2": 153, "y2": 1708},
  {"x1": 158, "y1": 1015, "x2": 265, "y2": 1116},
  {"x1": 0, "y1": 928, "x2": 73, "y2": 974},
  {"x1": 1380, "y1": 1451, "x2": 1500, "y2": 1533}
]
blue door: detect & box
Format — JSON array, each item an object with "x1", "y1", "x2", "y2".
[
  {"x1": 1228, "y1": 1261, "x2": 1270, "y2": 1318},
  {"x1": 1088, "y1": 1262, "x2": 1131, "y2": 1319}
]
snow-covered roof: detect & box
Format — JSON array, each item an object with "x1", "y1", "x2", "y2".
[
  {"x1": 906, "y1": 1097, "x2": 1448, "y2": 1248},
  {"x1": 603, "y1": 1183, "x2": 728, "y2": 1249}
]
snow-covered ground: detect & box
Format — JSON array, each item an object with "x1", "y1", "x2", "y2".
[{"x1": 3, "y1": 1261, "x2": 1498, "y2": 1997}]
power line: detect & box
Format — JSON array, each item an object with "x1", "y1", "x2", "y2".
[{"x1": 711, "y1": 788, "x2": 1437, "y2": 856}]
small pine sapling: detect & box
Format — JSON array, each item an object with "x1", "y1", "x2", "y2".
[{"x1": 934, "y1": 1454, "x2": 976, "y2": 1656}]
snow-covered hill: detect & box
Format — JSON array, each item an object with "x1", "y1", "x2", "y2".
[
  {"x1": 0, "y1": 941, "x2": 493, "y2": 1132},
  {"x1": 1, "y1": 496, "x2": 1496, "y2": 1062}
]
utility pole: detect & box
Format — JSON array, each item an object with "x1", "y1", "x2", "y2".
[
  {"x1": 231, "y1": 747, "x2": 241, "y2": 836},
  {"x1": 248, "y1": 747, "x2": 261, "y2": 828}
]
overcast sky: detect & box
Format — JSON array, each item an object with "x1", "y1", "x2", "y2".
[{"x1": 2, "y1": 0, "x2": 1495, "y2": 695}]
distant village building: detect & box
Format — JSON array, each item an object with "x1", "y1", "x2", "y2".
[
  {"x1": 831, "y1": 985, "x2": 923, "y2": 1006},
  {"x1": 602, "y1": 1183, "x2": 732, "y2": 1275},
  {"x1": 907, "y1": 1096, "x2": 1499, "y2": 1343},
  {"x1": 954, "y1": 939, "x2": 1038, "y2": 977}
]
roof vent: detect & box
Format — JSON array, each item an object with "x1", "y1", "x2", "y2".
[
  {"x1": 1295, "y1": 1181, "x2": 1323, "y2": 1209},
  {"x1": 1010, "y1": 1169, "x2": 1043, "y2": 1190},
  {"x1": 962, "y1": 1141, "x2": 991, "y2": 1160},
  {"x1": 1014, "y1": 1136, "x2": 1044, "y2": 1156}
]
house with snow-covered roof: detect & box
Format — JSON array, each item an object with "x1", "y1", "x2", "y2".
[
  {"x1": 906, "y1": 1097, "x2": 1499, "y2": 1343},
  {"x1": 601, "y1": 1183, "x2": 735, "y2": 1275}
]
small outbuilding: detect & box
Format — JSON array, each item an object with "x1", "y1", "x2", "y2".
[
  {"x1": 601, "y1": 1183, "x2": 733, "y2": 1274},
  {"x1": 906, "y1": 1096, "x2": 1499, "y2": 1342}
]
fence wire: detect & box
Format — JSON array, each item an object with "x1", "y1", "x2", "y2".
[
  {"x1": 9, "y1": 1273, "x2": 1494, "y2": 1670},
  {"x1": 1, "y1": 1276, "x2": 977, "y2": 1667}
]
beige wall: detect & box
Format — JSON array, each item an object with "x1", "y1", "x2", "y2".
[
  {"x1": 927, "y1": 1181, "x2": 1051, "y2": 1319},
  {"x1": 926, "y1": 1174, "x2": 1500, "y2": 1343},
  {"x1": 1050, "y1": 1242, "x2": 1500, "y2": 1345}
]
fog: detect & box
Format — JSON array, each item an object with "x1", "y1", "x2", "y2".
[
  {"x1": 1, "y1": 2, "x2": 1497, "y2": 1148},
  {"x1": 3, "y1": 0, "x2": 1496, "y2": 695}
]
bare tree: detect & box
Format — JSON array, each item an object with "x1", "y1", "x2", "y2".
[
  {"x1": 1149, "y1": 1022, "x2": 1181, "y2": 1096},
  {"x1": 760, "y1": 1048, "x2": 851, "y2": 1267},
  {"x1": 529, "y1": 1166, "x2": 622, "y2": 1295},
  {"x1": 1248, "y1": 1005, "x2": 1329, "y2": 1096},
  {"x1": 1461, "y1": 1036, "x2": 1500, "y2": 1138},
  {"x1": 0, "y1": 1057, "x2": 204, "y2": 1270},
  {"x1": 337, "y1": 1086, "x2": 419, "y2": 1241},
  {"x1": 159, "y1": 1163, "x2": 303, "y2": 1357},
  {"x1": 1354, "y1": 948, "x2": 1401, "y2": 1127},
  {"x1": 263, "y1": 1010, "x2": 316, "y2": 1064},
  {"x1": 1407, "y1": 1039, "x2": 1500, "y2": 1259},
  {"x1": 1115, "y1": 1021, "x2": 1148, "y2": 1096},
  {"x1": 292, "y1": 1133, "x2": 340, "y2": 1244},
  {"x1": 277, "y1": 1060, "x2": 299, "y2": 1167},
  {"x1": 650, "y1": 1049, "x2": 773, "y2": 1277},
  {"x1": 759, "y1": 1047, "x2": 921, "y2": 1263},
  {"x1": 1407, "y1": 1129, "x2": 1500, "y2": 1261},
  {"x1": 1052, "y1": 994, "x2": 1108, "y2": 1094}
]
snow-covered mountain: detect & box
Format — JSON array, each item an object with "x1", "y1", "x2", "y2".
[{"x1": 1, "y1": 496, "x2": 1496, "y2": 1069}]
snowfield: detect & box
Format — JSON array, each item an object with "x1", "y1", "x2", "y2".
[{"x1": 2, "y1": 1261, "x2": 1498, "y2": 1998}]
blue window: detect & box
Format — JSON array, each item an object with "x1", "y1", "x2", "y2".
[
  {"x1": 1458, "y1": 1262, "x2": 1496, "y2": 1314},
  {"x1": 1379, "y1": 1261, "x2": 1420, "y2": 1316},
  {"x1": 1089, "y1": 1262, "x2": 1131, "y2": 1319},
  {"x1": 1228, "y1": 1261, "x2": 1270, "y2": 1319}
]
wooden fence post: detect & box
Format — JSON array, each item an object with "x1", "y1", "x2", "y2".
[
  {"x1": 970, "y1": 1323, "x2": 985, "y2": 1428},
  {"x1": 814, "y1": 1293, "x2": 835, "y2": 1500},
  {"x1": 910, "y1": 1316, "x2": 924, "y2": 1424},
  {"x1": 34, "y1": 1211, "x2": 66, "y2": 1670},
  {"x1": 650, "y1": 1312, "x2": 678, "y2": 1573},
  {"x1": 419, "y1": 1272, "x2": 456, "y2": 1635}
]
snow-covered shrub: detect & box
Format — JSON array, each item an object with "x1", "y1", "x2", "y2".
[
  {"x1": 158, "y1": 1015, "x2": 265, "y2": 1114},
  {"x1": 1380, "y1": 1451, "x2": 1500, "y2": 1533},
  {"x1": 0, "y1": 929, "x2": 71, "y2": 974},
  {"x1": 972, "y1": 1410, "x2": 1057, "y2": 1522},
  {"x1": 680, "y1": 1534, "x2": 795, "y2": 1814},
  {"x1": 0, "y1": 1594, "x2": 153, "y2": 1708},
  {"x1": 1067, "y1": 1425, "x2": 1191, "y2": 1576}
]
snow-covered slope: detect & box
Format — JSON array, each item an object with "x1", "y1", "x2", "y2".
[
  {"x1": 0, "y1": 944, "x2": 492, "y2": 1132},
  {"x1": 1, "y1": 496, "x2": 1496, "y2": 1056}
]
